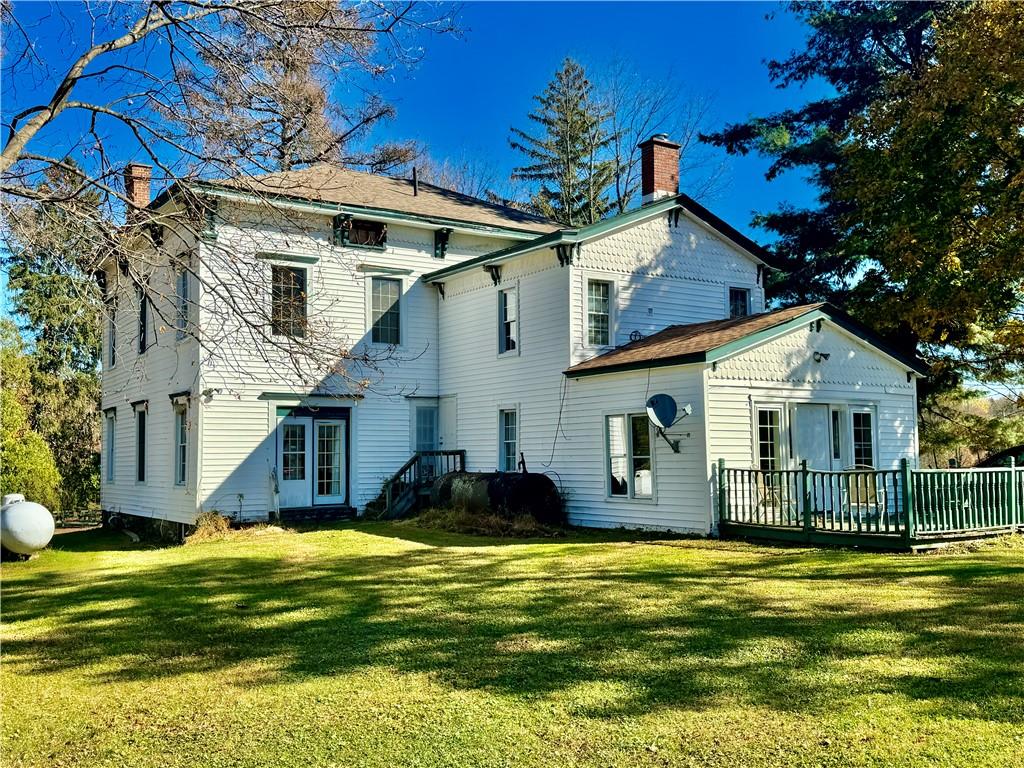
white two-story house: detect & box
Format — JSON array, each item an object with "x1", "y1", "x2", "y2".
[{"x1": 100, "y1": 135, "x2": 925, "y2": 533}]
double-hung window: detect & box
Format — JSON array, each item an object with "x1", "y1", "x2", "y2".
[
  {"x1": 606, "y1": 414, "x2": 653, "y2": 498},
  {"x1": 104, "y1": 410, "x2": 116, "y2": 482},
  {"x1": 135, "y1": 404, "x2": 147, "y2": 483},
  {"x1": 851, "y1": 410, "x2": 875, "y2": 468},
  {"x1": 498, "y1": 287, "x2": 517, "y2": 354},
  {"x1": 174, "y1": 405, "x2": 188, "y2": 486},
  {"x1": 271, "y1": 265, "x2": 307, "y2": 337},
  {"x1": 175, "y1": 268, "x2": 190, "y2": 341},
  {"x1": 499, "y1": 409, "x2": 518, "y2": 471},
  {"x1": 729, "y1": 287, "x2": 751, "y2": 319},
  {"x1": 137, "y1": 286, "x2": 148, "y2": 354},
  {"x1": 107, "y1": 300, "x2": 117, "y2": 367},
  {"x1": 371, "y1": 277, "x2": 401, "y2": 345},
  {"x1": 587, "y1": 280, "x2": 611, "y2": 346}
]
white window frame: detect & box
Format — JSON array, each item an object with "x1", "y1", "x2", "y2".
[
  {"x1": 604, "y1": 412, "x2": 656, "y2": 501},
  {"x1": 727, "y1": 286, "x2": 752, "y2": 319},
  {"x1": 849, "y1": 406, "x2": 878, "y2": 469},
  {"x1": 175, "y1": 268, "x2": 190, "y2": 341},
  {"x1": 580, "y1": 273, "x2": 616, "y2": 349},
  {"x1": 107, "y1": 299, "x2": 117, "y2": 368},
  {"x1": 104, "y1": 410, "x2": 116, "y2": 482},
  {"x1": 497, "y1": 284, "x2": 519, "y2": 356},
  {"x1": 134, "y1": 402, "x2": 148, "y2": 484},
  {"x1": 498, "y1": 406, "x2": 519, "y2": 472},
  {"x1": 586, "y1": 279, "x2": 614, "y2": 347},
  {"x1": 173, "y1": 404, "x2": 188, "y2": 486},
  {"x1": 754, "y1": 405, "x2": 786, "y2": 472},
  {"x1": 367, "y1": 275, "x2": 404, "y2": 347}
]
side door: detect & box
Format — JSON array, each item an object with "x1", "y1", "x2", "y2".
[{"x1": 277, "y1": 417, "x2": 313, "y2": 508}]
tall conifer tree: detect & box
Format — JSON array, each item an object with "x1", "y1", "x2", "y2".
[{"x1": 510, "y1": 59, "x2": 616, "y2": 226}]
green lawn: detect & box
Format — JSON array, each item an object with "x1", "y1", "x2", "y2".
[{"x1": 2, "y1": 524, "x2": 1022, "y2": 768}]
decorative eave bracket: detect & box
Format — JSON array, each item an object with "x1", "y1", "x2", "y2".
[
  {"x1": 436, "y1": 283, "x2": 446, "y2": 300},
  {"x1": 484, "y1": 265, "x2": 502, "y2": 286},
  {"x1": 555, "y1": 242, "x2": 579, "y2": 267},
  {"x1": 434, "y1": 227, "x2": 452, "y2": 259}
]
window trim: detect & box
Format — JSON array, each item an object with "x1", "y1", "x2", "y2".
[
  {"x1": 497, "y1": 284, "x2": 519, "y2": 356},
  {"x1": 727, "y1": 286, "x2": 752, "y2": 319},
  {"x1": 137, "y1": 286, "x2": 148, "y2": 354},
  {"x1": 850, "y1": 407, "x2": 878, "y2": 469},
  {"x1": 134, "y1": 402, "x2": 148, "y2": 484},
  {"x1": 580, "y1": 274, "x2": 616, "y2": 349},
  {"x1": 107, "y1": 299, "x2": 117, "y2": 368},
  {"x1": 368, "y1": 275, "x2": 403, "y2": 346},
  {"x1": 586, "y1": 278, "x2": 614, "y2": 348},
  {"x1": 270, "y1": 264, "x2": 308, "y2": 338},
  {"x1": 175, "y1": 267, "x2": 190, "y2": 342},
  {"x1": 104, "y1": 410, "x2": 116, "y2": 483},
  {"x1": 604, "y1": 412, "x2": 657, "y2": 501},
  {"x1": 498, "y1": 406, "x2": 519, "y2": 472},
  {"x1": 173, "y1": 404, "x2": 188, "y2": 486}
]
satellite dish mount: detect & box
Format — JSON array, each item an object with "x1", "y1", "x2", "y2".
[{"x1": 645, "y1": 393, "x2": 693, "y2": 454}]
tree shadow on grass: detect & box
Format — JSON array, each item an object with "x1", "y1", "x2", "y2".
[{"x1": 2, "y1": 528, "x2": 1022, "y2": 725}]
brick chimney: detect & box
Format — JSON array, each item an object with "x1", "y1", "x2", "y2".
[
  {"x1": 124, "y1": 163, "x2": 152, "y2": 220},
  {"x1": 638, "y1": 134, "x2": 681, "y2": 204}
]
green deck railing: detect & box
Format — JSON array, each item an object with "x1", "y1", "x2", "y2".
[{"x1": 718, "y1": 458, "x2": 1021, "y2": 544}]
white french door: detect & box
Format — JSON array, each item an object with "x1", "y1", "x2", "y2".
[
  {"x1": 277, "y1": 415, "x2": 348, "y2": 508},
  {"x1": 314, "y1": 420, "x2": 347, "y2": 505},
  {"x1": 277, "y1": 417, "x2": 313, "y2": 508}
]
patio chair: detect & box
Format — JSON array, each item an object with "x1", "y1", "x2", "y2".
[{"x1": 841, "y1": 464, "x2": 888, "y2": 529}]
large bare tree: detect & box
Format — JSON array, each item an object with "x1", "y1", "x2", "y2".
[{"x1": 1, "y1": 1, "x2": 457, "y2": 394}]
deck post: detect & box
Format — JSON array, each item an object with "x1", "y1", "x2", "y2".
[
  {"x1": 900, "y1": 458, "x2": 915, "y2": 544},
  {"x1": 1009, "y1": 458, "x2": 1018, "y2": 531},
  {"x1": 717, "y1": 458, "x2": 727, "y2": 524},
  {"x1": 800, "y1": 460, "x2": 812, "y2": 538}
]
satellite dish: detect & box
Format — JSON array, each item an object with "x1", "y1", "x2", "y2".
[{"x1": 646, "y1": 394, "x2": 677, "y2": 430}]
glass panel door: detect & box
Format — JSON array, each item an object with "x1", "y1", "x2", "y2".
[
  {"x1": 277, "y1": 418, "x2": 312, "y2": 508},
  {"x1": 314, "y1": 420, "x2": 346, "y2": 505}
]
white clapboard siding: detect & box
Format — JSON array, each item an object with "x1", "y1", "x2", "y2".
[
  {"x1": 99, "y1": 217, "x2": 202, "y2": 525},
  {"x1": 558, "y1": 366, "x2": 711, "y2": 532},
  {"x1": 193, "y1": 201, "x2": 521, "y2": 518},
  {"x1": 568, "y1": 213, "x2": 764, "y2": 365},
  {"x1": 705, "y1": 322, "x2": 919, "y2": 477},
  {"x1": 438, "y1": 250, "x2": 571, "y2": 476}
]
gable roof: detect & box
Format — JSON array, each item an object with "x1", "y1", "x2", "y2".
[
  {"x1": 424, "y1": 192, "x2": 784, "y2": 283},
  {"x1": 153, "y1": 165, "x2": 558, "y2": 237},
  {"x1": 564, "y1": 303, "x2": 929, "y2": 378}
]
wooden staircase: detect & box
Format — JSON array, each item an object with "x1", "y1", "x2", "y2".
[{"x1": 370, "y1": 450, "x2": 466, "y2": 519}]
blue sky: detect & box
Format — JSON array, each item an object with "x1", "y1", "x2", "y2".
[
  {"x1": 369, "y1": 1, "x2": 826, "y2": 236},
  {"x1": 3, "y1": 1, "x2": 826, "y2": 321}
]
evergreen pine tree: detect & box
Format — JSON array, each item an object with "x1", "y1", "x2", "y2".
[{"x1": 510, "y1": 59, "x2": 616, "y2": 226}]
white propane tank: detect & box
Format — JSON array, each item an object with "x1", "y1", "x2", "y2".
[{"x1": 0, "y1": 498, "x2": 55, "y2": 555}]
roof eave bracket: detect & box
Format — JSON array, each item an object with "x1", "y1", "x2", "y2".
[{"x1": 485, "y1": 265, "x2": 502, "y2": 285}]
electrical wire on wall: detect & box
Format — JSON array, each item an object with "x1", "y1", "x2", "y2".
[{"x1": 542, "y1": 374, "x2": 570, "y2": 468}]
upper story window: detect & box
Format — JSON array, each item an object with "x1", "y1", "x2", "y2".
[
  {"x1": 137, "y1": 287, "x2": 148, "y2": 354},
  {"x1": 271, "y1": 265, "x2": 307, "y2": 338},
  {"x1": 729, "y1": 287, "x2": 751, "y2": 319},
  {"x1": 498, "y1": 287, "x2": 518, "y2": 354},
  {"x1": 107, "y1": 300, "x2": 117, "y2": 367},
  {"x1": 606, "y1": 414, "x2": 653, "y2": 498},
  {"x1": 370, "y1": 277, "x2": 401, "y2": 345},
  {"x1": 334, "y1": 215, "x2": 387, "y2": 249},
  {"x1": 587, "y1": 280, "x2": 611, "y2": 346},
  {"x1": 175, "y1": 268, "x2": 190, "y2": 341}
]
